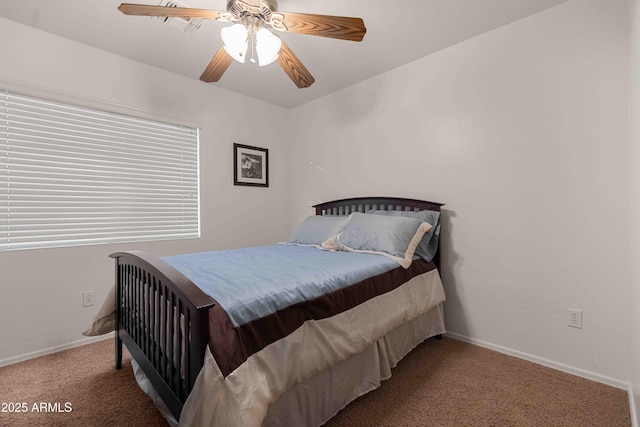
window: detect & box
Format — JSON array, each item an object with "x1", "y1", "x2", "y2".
[{"x1": 0, "y1": 89, "x2": 200, "y2": 251}]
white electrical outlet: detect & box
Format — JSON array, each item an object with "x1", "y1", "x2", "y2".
[
  {"x1": 568, "y1": 308, "x2": 582, "y2": 329},
  {"x1": 82, "y1": 291, "x2": 95, "y2": 307}
]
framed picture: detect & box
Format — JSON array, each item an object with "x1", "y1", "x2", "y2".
[{"x1": 234, "y1": 143, "x2": 269, "y2": 187}]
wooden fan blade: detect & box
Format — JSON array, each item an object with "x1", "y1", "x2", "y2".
[
  {"x1": 118, "y1": 4, "x2": 226, "y2": 20},
  {"x1": 200, "y1": 48, "x2": 233, "y2": 83},
  {"x1": 277, "y1": 41, "x2": 315, "y2": 88},
  {"x1": 277, "y1": 12, "x2": 366, "y2": 42}
]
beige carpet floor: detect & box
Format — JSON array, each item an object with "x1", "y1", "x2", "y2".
[{"x1": 0, "y1": 336, "x2": 630, "y2": 426}]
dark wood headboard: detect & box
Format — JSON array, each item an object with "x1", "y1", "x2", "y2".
[{"x1": 313, "y1": 196, "x2": 444, "y2": 216}]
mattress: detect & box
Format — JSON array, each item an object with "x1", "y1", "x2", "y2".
[{"x1": 161, "y1": 244, "x2": 437, "y2": 377}]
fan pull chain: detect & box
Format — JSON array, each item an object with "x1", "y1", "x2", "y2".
[{"x1": 249, "y1": 28, "x2": 257, "y2": 64}]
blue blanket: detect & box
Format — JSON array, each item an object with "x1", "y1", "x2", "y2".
[{"x1": 162, "y1": 244, "x2": 399, "y2": 327}]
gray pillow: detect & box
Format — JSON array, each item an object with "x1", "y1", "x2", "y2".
[
  {"x1": 367, "y1": 209, "x2": 440, "y2": 262},
  {"x1": 288, "y1": 215, "x2": 349, "y2": 246},
  {"x1": 324, "y1": 212, "x2": 432, "y2": 268}
]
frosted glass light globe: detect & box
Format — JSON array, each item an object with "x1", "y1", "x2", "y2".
[
  {"x1": 221, "y1": 24, "x2": 248, "y2": 64},
  {"x1": 256, "y1": 28, "x2": 281, "y2": 66}
]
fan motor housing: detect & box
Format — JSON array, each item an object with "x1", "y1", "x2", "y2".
[{"x1": 226, "y1": 0, "x2": 278, "y2": 20}]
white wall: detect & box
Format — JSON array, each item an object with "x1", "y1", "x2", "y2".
[
  {"x1": 289, "y1": 0, "x2": 632, "y2": 385},
  {"x1": 0, "y1": 17, "x2": 292, "y2": 364},
  {"x1": 629, "y1": 0, "x2": 640, "y2": 421}
]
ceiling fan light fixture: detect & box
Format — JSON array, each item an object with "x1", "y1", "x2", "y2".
[
  {"x1": 118, "y1": 1, "x2": 366, "y2": 87},
  {"x1": 221, "y1": 23, "x2": 248, "y2": 63},
  {"x1": 255, "y1": 28, "x2": 281, "y2": 66}
]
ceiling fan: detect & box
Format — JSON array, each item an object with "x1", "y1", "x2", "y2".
[{"x1": 118, "y1": 0, "x2": 367, "y2": 88}]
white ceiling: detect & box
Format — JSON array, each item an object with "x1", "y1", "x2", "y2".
[{"x1": 0, "y1": 0, "x2": 567, "y2": 109}]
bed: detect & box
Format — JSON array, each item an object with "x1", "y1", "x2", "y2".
[{"x1": 97, "y1": 196, "x2": 446, "y2": 426}]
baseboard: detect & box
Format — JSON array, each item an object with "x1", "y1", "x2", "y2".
[
  {"x1": 0, "y1": 335, "x2": 111, "y2": 368},
  {"x1": 445, "y1": 332, "x2": 628, "y2": 390},
  {"x1": 630, "y1": 383, "x2": 639, "y2": 427}
]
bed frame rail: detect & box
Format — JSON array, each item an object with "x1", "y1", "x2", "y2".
[{"x1": 110, "y1": 250, "x2": 215, "y2": 420}]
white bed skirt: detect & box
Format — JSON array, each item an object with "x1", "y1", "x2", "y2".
[{"x1": 262, "y1": 303, "x2": 445, "y2": 427}]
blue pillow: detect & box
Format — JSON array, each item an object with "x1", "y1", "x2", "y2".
[
  {"x1": 287, "y1": 215, "x2": 349, "y2": 246},
  {"x1": 324, "y1": 212, "x2": 432, "y2": 268},
  {"x1": 367, "y1": 210, "x2": 440, "y2": 262}
]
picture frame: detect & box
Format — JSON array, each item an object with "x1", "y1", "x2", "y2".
[{"x1": 234, "y1": 143, "x2": 269, "y2": 187}]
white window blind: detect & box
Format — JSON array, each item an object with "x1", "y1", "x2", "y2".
[{"x1": 0, "y1": 89, "x2": 200, "y2": 251}]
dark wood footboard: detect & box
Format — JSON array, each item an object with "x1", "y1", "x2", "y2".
[{"x1": 110, "y1": 250, "x2": 216, "y2": 421}]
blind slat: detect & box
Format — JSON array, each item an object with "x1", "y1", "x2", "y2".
[{"x1": 0, "y1": 88, "x2": 200, "y2": 251}]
